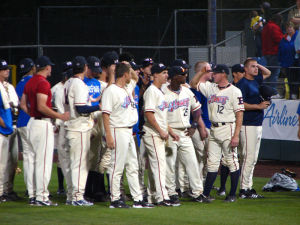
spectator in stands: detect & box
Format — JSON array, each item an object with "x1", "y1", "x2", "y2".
[
  {"x1": 262, "y1": 13, "x2": 283, "y2": 95},
  {"x1": 261, "y1": 2, "x2": 272, "y2": 23},
  {"x1": 288, "y1": 0, "x2": 300, "y2": 29},
  {"x1": 278, "y1": 22, "x2": 298, "y2": 99},
  {"x1": 250, "y1": 11, "x2": 265, "y2": 57}
]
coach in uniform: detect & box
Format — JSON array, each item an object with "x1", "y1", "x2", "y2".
[
  {"x1": 197, "y1": 64, "x2": 244, "y2": 203},
  {"x1": 236, "y1": 58, "x2": 271, "y2": 199},
  {"x1": 20, "y1": 56, "x2": 70, "y2": 206}
]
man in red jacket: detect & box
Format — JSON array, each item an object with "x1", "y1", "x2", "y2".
[{"x1": 262, "y1": 13, "x2": 283, "y2": 92}]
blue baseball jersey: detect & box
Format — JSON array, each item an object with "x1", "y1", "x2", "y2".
[
  {"x1": 133, "y1": 85, "x2": 141, "y2": 146},
  {"x1": 297, "y1": 103, "x2": 300, "y2": 115},
  {"x1": 236, "y1": 73, "x2": 264, "y2": 126},
  {"x1": 16, "y1": 75, "x2": 32, "y2": 128},
  {"x1": 83, "y1": 77, "x2": 101, "y2": 106},
  {"x1": 0, "y1": 92, "x2": 13, "y2": 135},
  {"x1": 190, "y1": 88, "x2": 211, "y2": 129}
]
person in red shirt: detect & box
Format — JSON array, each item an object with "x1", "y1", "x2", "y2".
[
  {"x1": 261, "y1": 13, "x2": 283, "y2": 92},
  {"x1": 20, "y1": 56, "x2": 69, "y2": 206}
]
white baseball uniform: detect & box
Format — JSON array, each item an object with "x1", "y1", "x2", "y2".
[
  {"x1": 142, "y1": 84, "x2": 170, "y2": 203},
  {"x1": 64, "y1": 77, "x2": 94, "y2": 201},
  {"x1": 164, "y1": 86, "x2": 203, "y2": 198},
  {"x1": 198, "y1": 82, "x2": 244, "y2": 172},
  {"x1": 51, "y1": 81, "x2": 73, "y2": 201},
  {"x1": 101, "y1": 80, "x2": 143, "y2": 202}
]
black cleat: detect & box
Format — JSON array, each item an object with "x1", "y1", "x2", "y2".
[
  {"x1": 248, "y1": 189, "x2": 264, "y2": 199},
  {"x1": 239, "y1": 189, "x2": 249, "y2": 199},
  {"x1": 109, "y1": 200, "x2": 130, "y2": 208},
  {"x1": 29, "y1": 197, "x2": 36, "y2": 205},
  {"x1": 35, "y1": 200, "x2": 58, "y2": 206},
  {"x1": 169, "y1": 195, "x2": 181, "y2": 206},
  {"x1": 157, "y1": 200, "x2": 172, "y2": 207},
  {"x1": 193, "y1": 194, "x2": 212, "y2": 203},
  {"x1": 133, "y1": 200, "x2": 154, "y2": 208},
  {"x1": 224, "y1": 195, "x2": 237, "y2": 202}
]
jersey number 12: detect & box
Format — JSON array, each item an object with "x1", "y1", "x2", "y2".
[{"x1": 217, "y1": 105, "x2": 224, "y2": 114}]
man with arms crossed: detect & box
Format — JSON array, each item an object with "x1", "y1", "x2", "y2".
[{"x1": 20, "y1": 56, "x2": 69, "y2": 206}]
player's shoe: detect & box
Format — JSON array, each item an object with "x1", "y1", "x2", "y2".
[
  {"x1": 248, "y1": 189, "x2": 264, "y2": 199},
  {"x1": 109, "y1": 200, "x2": 130, "y2": 208},
  {"x1": 169, "y1": 195, "x2": 181, "y2": 206},
  {"x1": 65, "y1": 200, "x2": 72, "y2": 205},
  {"x1": 35, "y1": 200, "x2": 58, "y2": 206},
  {"x1": 133, "y1": 200, "x2": 154, "y2": 208},
  {"x1": 239, "y1": 189, "x2": 249, "y2": 199},
  {"x1": 28, "y1": 197, "x2": 36, "y2": 205},
  {"x1": 224, "y1": 195, "x2": 237, "y2": 203},
  {"x1": 217, "y1": 189, "x2": 226, "y2": 196},
  {"x1": 156, "y1": 200, "x2": 172, "y2": 207},
  {"x1": 72, "y1": 199, "x2": 94, "y2": 206},
  {"x1": 0, "y1": 195, "x2": 7, "y2": 202},
  {"x1": 6, "y1": 191, "x2": 21, "y2": 201},
  {"x1": 56, "y1": 189, "x2": 66, "y2": 196},
  {"x1": 192, "y1": 194, "x2": 212, "y2": 203}
]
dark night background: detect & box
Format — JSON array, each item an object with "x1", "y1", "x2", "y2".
[{"x1": 0, "y1": 0, "x2": 296, "y2": 84}]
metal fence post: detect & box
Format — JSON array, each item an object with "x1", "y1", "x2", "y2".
[{"x1": 174, "y1": 10, "x2": 177, "y2": 59}]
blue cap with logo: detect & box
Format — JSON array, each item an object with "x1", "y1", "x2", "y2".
[
  {"x1": 151, "y1": 63, "x2": 167, "y2": 74},
  {"x1": 212, "y1": 64, "x2": 229, "y2": 75}
]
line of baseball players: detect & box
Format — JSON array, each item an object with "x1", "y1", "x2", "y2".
[{"x1": 0, "y1": 52, "x2": 273, "y2": 207}]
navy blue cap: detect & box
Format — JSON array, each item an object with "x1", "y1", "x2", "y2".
[
  {"x1": 232, "y1": 64, "x2": 245, "y2": 73},
  {"x1": 141, "y1": 58, "x2": 154, "y2": 68},
  {"x1": 72, "y1": 56, "x2": 87, "y2": 69},
  {"x1": 87, "y1": 56, "x2": 102, "y2": 73},
  {"x1": 101, "y1": 51, "x2": 119, "y2": 67},
  {"x1": 130, "y1": 61, "x2": 141, "y2": 71},
  {"x1": 171, "y1": 59, "x2": 190, "y2": 69},
  {"x1": 0, "y1": 59, "x2": 9, "y2": 70},
  {"x1": 62, "y1": 61, "x2": 72, "y2": 72},
  {"x1": 36, "y1": 56, "x2": 55, "y2": 68},
  {"x1": 212, "y1": 64, "x2": 229, "y2": 75},
  {"x1": 19, "y1": 58, "x2": 34, "y2": 74},
  {"x1": 168, "y1": 66, "x2": 186, "y2": 79},
  {"x1": 62, "y1": 68, "x2": 73, "y2": 79},
  {"x1": 151, "y1": 63, "x2": 167, "y2": 74}
]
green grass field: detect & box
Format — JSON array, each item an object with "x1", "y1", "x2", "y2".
[{"x1": 1, "y1": 163, "x2": 300, "y2": 225}]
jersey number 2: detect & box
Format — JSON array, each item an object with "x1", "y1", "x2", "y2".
[{"x1": 217, "y1": 105, "x2": 224, "y2": 114}]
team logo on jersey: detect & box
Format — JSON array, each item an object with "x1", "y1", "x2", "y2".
[
  {"x1": 158, "y1": 101, "x2": 169, "y2": 111},
  {"x1": 208, "y1": 95, "x2": 229, "y2": 105},
  {"x1": 167, "y1": 98, "x2": 190, "y2": 112},
  {"x1": 88, "y1": 85, "x2": 100, "y2": 94},
  {"x1": 121, "y1": 96, "x2": 131, "y2": 108}
]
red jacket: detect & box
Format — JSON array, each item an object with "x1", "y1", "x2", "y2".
[{"x1": 262, "y1": 21, "x2": 283, "y2": 56}]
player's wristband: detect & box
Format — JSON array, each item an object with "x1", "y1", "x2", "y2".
[{"x1": 191, "y1": 122, "x2": 198, "y2": 129}]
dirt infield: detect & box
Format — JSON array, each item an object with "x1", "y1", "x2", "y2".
[{"x1": 254, "y1": 160, "x2": 300, "y2": 178}]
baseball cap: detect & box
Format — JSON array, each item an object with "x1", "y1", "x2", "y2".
[
  {"x1": 36, "y1": 56, "x2": 55, "y2": 68},
  {"x1": 151, "y1": 63, "x2": 167, "y2": 74},
  {"x1": 212, "y1": 64, "x2": 229, "y2": 75},
  {"x1": 62, "y1": 68, "x2": 73, "y2": 79},
  {"x1": 171, "y1": 59, "x2": 190, "y2": 69},
  {"x1": 101, "y1": 51, "x2": 119, "y2": 67},
  {"x1": 130, "y1": 61, "x2": 141, "y2": 71},
  {"x1": 62, "y1": 61, "x2": 72, "y2": 72},
  {"x1": 168, "y1": 66, "x2": 186, "y2": 79},
  {"x1": 87, "y1": 56, "x2": 102, "y2": 73},
  {"x1": 231, "y1": 64, "x2": 245, "y2": 73},
  {"x1": 0, "y1": 59, "x2": 9, "y2": 70},
  {"x1": 19, "y1": 58, "x2": 34, "y2": 74},
  {"x1": 141, "y1": 58, "x2": 154, "y2": 68},
  {"x1": 72, "y1": 56, "x2": 87, "y2": 69}
]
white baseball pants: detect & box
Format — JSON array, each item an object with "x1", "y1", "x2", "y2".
[
  {"x1": 27, "y1": 118, "x2": 54, "y2": 202},
  {"x1": 109, "y1": 127, "x2": 142, "y2": 202},
  {"x1": 239, "y1": 125, "x2": 262, "y2": 190}
]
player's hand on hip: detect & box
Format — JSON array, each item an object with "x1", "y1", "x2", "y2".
[
  {"x1": 259, "y1": 101, "x2": 270, "y2": 109},
  {"x1": 170, "y1": 132, "x2": 180, "y2": 141},
  {"x1": 199, "y1": 127, "x2": 208, "y2": 140},
  {"x1": 159, "y1": 130, "x2": 169, "y2": 141},
  {"x1": 185, "y1": 128, "x2": 196, "y2": 137},
  {"x1": 60, "y1": 111, "x2": 70, "y2": 121},
  {"x1": 106, "y1": 134, "x2": 115, "y2": 149},
  {"x1": 0, "y1": 117, "x2": 6, "y2": 128},
  {"x1": 230, "y1": 136, "x2": 239, "y2": 148}
]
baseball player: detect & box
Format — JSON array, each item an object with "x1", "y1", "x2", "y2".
[
  {"x1": 63, "y1": 56, "x2": 100, "y2": 206},
  {"x1": 0, "y1": 59, "x2": 14, "y2": 202},
  {"x1": 196, "y1": 64, "x2": 244, "y2": 203},
  {"x1": 51, "y1": 61, "x2": 73, "y2": 199},
  {"x1": 83, "y1": 56, "x2": 105, "y2": 202},
  {"x1": 236, "y1": 58, "x2": 271, "y2": 199},
  {"x1": 102, "y1": 62, "x2": 152, "y2": 208},
  {"x1": 16, "y1": 58, "x2": 35, "y2": 200},
  {"x1": 164, "y1": 66, "x2": 208, "y2": 205},
  {"x1": 142, "y1": 63, "x2": 174, "y2": 206},
  {"x1": 20, "y1": 56, "x2": 70, "y2": 206}
]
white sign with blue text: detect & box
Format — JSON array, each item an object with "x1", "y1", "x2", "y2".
[{"x1": 262, "y1": 99, "x2": 300, "y2": 142}]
